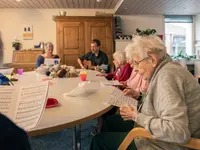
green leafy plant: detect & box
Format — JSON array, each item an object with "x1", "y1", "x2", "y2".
[
  {"x1": 136, "y1": 28, "x2": 157, "y2": 36},
  {"x1": 171, "y1": 49, "x2": 196, "y2": 60},
  {"x1": 12, "y1": 41, "x2": 21, "y2": 47},
  {"x1": 12, "y1": 40, "x2": 22, "y2": 50}
]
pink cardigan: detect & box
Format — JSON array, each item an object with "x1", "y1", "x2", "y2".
[
  {"x1": 106, "y1": 63, "x2": 132, "y2": 82},
  {"x1": 124, "y1": 69, "x2": 149, "y2": 98}
]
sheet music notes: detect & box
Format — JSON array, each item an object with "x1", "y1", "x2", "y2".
[
  {"x1": 0, "y1": 81, "x2": 49, "y2": 130},
  {"x1": 14, "y1": 82, "x2": 49, "y2": 130},
  {"x1": 0, "y1": 86, "x2": 15, "y2": 116},
  {"x1": 104, "y1": 86, "x2": 138, "y2": 110}
]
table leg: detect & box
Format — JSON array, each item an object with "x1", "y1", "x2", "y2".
[{"x1": 73, "y1": 124, "x2": 81, "y2": 150}]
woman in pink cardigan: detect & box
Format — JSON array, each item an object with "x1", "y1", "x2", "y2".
[
  {"x1": 121, "y1": 69, "x2": 149, "y2": 99},
  {"x1": 106, "y1": 51, "x2": 132, "y2": 82},
  {"x1": 121, "y1": 44, "x2": 149, "y2": 99}
]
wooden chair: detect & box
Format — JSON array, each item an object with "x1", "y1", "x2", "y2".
[{"x1": 118, "y1": 128, "x2": 200, "y2": 150}]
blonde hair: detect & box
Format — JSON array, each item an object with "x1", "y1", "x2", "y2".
[
  {"x1": 113, "y1": 51, "x2": 126, "y2": 64},
  {"x1": 125, "y1": 35, "x2": 166, "y2": 60},
  {"x1": 44, "y1": 42, "x2": 54, "y2": 52}
]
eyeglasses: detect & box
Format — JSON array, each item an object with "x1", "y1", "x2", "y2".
[{"x1": 133, "y1": 56, "x2": 150, "y2": 65}]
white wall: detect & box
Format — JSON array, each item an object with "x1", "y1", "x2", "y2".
[
  {"x1": 195, "y1": 14, "x2": 200, "y2": 41},
  {"x1": 0, "y1": 9, "x2": 164, "y2": 63},
  {"x1": 116, "y1": 15, "x2": 164, "y2": 35},
  {"x1": 114, "y1": 15, "x2": 164, "y2": 53},
  {"x1": 0, "y1": 8, "x2": 114, "y2": 63}
]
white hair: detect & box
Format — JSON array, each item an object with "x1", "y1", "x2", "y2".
[
  {"x1": 113, "y1": 51, "x2": 126, "y2": 64},
  {"x1": 44, "y1": 41, "x2": 54, "y2": 51},
  {"x1": 125, "y1": 35, "x2": 166, "y2": 60},
  {"x1": 124, "y1": 43, "x2": 135, "y2": 61}
]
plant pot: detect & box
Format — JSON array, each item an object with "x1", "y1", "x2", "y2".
[{"x1": 15, "y1": 45, "x2": 20, "y2": 50}]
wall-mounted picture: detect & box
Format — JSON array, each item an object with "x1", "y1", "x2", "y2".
[{"x1": 23, "y1": 25, "x2": 33, "y2": 40}]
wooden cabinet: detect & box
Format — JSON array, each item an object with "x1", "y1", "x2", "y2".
[
  {"x1": 12, "y1": 50, "x2": 42, "y2": 72},
  {"x1": 55, "y1": 16, "x2": 114, "y2": 68},
  {"x1": 57, "y1": 21, "x2": 84, "y2": 67}
]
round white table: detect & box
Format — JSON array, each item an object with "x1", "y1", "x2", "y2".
[{"x1": 13, "y1": 70, "x2": 113, "y2": 150}]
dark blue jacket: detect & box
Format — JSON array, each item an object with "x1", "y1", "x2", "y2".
[{"x1": 0, "y1": 113, "x2": 31, "y2": 150}]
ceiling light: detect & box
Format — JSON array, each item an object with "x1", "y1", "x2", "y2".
[
  {"x1": 16, "y1": 0, "x2": 21, "y2": 1},
  {"x1": 97, "y1": 0, "x2": 102, "y2": 2}
]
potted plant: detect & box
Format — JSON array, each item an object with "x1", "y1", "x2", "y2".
[
  {"x1": 12, "y1": 40, "x2": 22, "y2": 50},
  {"x1": 171, "y1": 49, "x2": 196, "y2": 65}
]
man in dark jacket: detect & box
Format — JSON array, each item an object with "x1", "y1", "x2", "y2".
[{"x1": 77, "y1": 39, "x2": 108, "y2": 69}]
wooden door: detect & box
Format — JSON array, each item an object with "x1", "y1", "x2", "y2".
[
  {"x1": 57, "y1": 21, "x2": 84, "y2": 67},
  {"x1": 84, "y1": 18, "x2": 114, "y2": 66}
]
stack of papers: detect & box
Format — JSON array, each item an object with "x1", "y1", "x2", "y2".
[
  {"x1": 64, "y1": 81, "x2": 101, "y2": 97},
  {"x1": 104, "y1": 86, "x2": 138, "y2": 110},
  {"x1": 64, "y1": 87, "x2": 86, "y2": 97},
  {"x1": 0, "y1": 81, "x2": 49, "y2": 130},
  {"x1": 44, "y1": 58, "x2": 60, "y2": 66},
  {"x1": 0, "y1": 68, "x2": 14, "y2": 75},
  {"x1": 101, "y1": 80, "x2": 122, "y2": 86}
]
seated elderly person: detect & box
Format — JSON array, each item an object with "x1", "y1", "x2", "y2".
[
  {"x1": 95, "y1": 45, "x2": 149, "y2": 134},
  {"x1": 36, "y1": 42, "x2": 59, "y2": 68},
  {"x1": 91, "y1": 35, "x2": 200, "y2": 150},
  {"x1": 106, "y1": 51, "x2": 132, "y2": 82},
  {"x1": 120, "y1": 44, "x2": 149, "y2": 99},
  {"x1": 92, "y1": 51, "x2": 132, "y2": 135}
]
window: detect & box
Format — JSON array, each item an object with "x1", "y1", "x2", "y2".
[{"x1": 165, "y1": 15, "x2": 194, "y2": 56}]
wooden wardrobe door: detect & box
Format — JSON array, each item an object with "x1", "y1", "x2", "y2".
[
  {"x1": 84, "y1": 18, "x2": 114, "y2": 66},
  {"x1": 57, "y1": 21, "x2": 84, "y2": 67}
]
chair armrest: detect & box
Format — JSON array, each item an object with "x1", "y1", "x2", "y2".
[
  {"x1": 118, "y1": 128, "x2": 200, "y2": 150},
  {"x1": 118, "y1": 128, "x2": 152, "y2": 150}
]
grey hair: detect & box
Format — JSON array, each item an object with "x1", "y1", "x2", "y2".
[
  {"x1": 113, "y1": 51, "x2": 126, "y2": 64},
  {"x1": 0, "y1": 32, "x2": 4, "y2": 66},
  {"x1": 130, "y1": 35, "x2": 167, "y2": 60},
  {"x1": 44, "y1": 41, "x2": 54, "y2": 52}
]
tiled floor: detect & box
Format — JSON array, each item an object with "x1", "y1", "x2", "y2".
[{"x1": 29, "y1": 119, "x2": 96, "y2": 150}]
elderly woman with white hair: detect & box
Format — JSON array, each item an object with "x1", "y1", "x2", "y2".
[
  {"x1": 36, "y1": 41, "x2": 59, "y2": 68},
  {"x1": 91, "y1": 35, "x2": 200, "y2": 150},
  {"x1": 106, "y1": 51, "x2": 132, "y2": 81},
  {"x1": 121, "y1": 43, "x2": 149, "y2": 99},
  {"x1": 91, "y1": 51, "x2": 132, "y2": 135}
]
